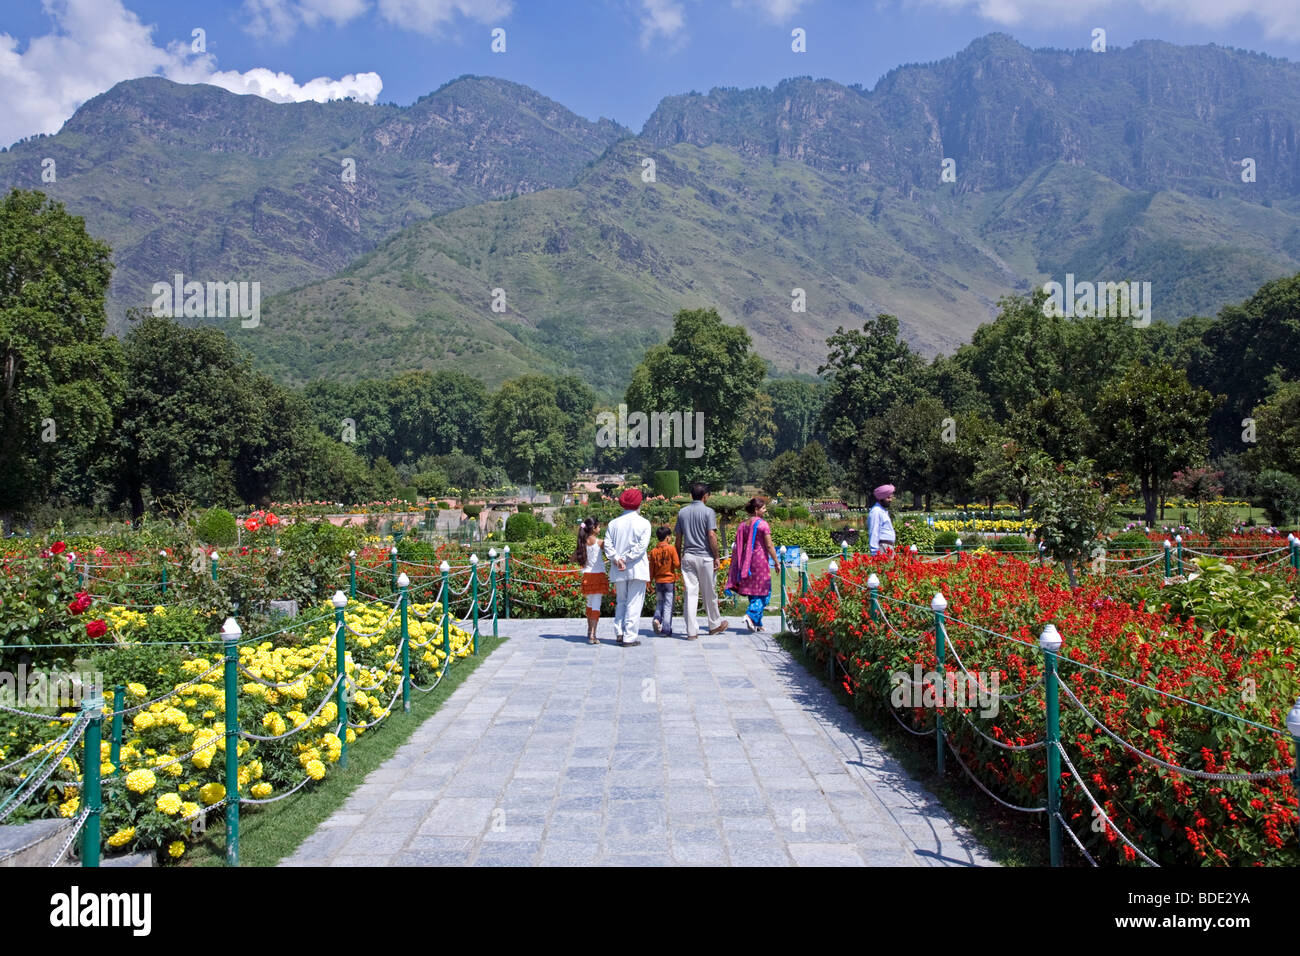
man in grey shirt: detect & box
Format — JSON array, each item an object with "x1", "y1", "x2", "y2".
[{"x1": 674, "y1": 482, "x2": 728, "y2": 639}]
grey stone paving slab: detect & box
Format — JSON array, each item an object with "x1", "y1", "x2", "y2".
[{"x1": 280, "y1": 618, "x2": 994, "y2": 868}]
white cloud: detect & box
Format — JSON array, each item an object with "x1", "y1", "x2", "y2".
[
  {"x1": 731, "y1": 0, "x2": 811, "y2": 23},
  {"x1": 910, "y1": 0, "x2": 1300, "y2": 40},
  {"x1": 639, "y1": 0, "x2": 686, "y2": 48},
  {"x1": 375, "y1": 0, "x2": 513, "y2": 36},
  {"x1": 0, "y1": 0, "x2": 382, "y2": 149},
  {"x1": 241, "y1": 0, "x2": 371, "y2": 40}
]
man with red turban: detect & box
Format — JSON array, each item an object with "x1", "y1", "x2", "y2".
[{"x1": 604, "y1": 488, "x2": 652, "y2": 645}]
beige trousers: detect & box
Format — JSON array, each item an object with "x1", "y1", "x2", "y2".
[{"x1": 681, "y1": 553, "x2": 722, "y2": 636}]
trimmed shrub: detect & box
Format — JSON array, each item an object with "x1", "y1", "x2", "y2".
[
  {"x1": 462, "y1": 504, "x2": 484, "y2": 518},
  {"x1": 505, "y1": 513, "x2": 537, "y2": 541},
  {"x1": 195, "y1": 507, "x2": 237, "y2": 547},
  {"x1": 990, "y1": 534, "x2": 1031, "y2": 553},
  {"x1": 1109, "y1": 530, "x2": 1157, "y2": 554},
  {"x1": 517, "y1": 503, "x2": 533, "y2": 514},
  {"x1": 895, "y1": 516, "x2": 936, "y2": 553},
  {"x1": 652, "y1": 470, "x2": 680, "y2": 498}
]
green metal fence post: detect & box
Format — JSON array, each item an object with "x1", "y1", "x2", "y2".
[
  {"x1": 1290, "y1": 534, "x2": 1299, "y2": 572},
  {"x1": 159, "y1": 550, "x2": 168, "y2": 599},
  {"x1": 778, "y1": 546, "x2": 787, "y2": 633},
  {"x1": 398, "y1": 573, "x2": 410, "y2": 714},
  {"x1": 332, "y1": 591, "x2": 349, "y2": 770},
  {"x1": 867, "y1": 573, "x2": 881, "y2": 623},
  {"x1": 955, "y1": 537, "x2": 963, "y2": 559},
  {"x1": 1163, "y1": 539, "x2": 1172, "y2": 577},
  {"x1": 1175, "y1": 534, "x2": 1184, "y2": 576},
  {"x1": 1041, "y1": 623, "x2": 1064, "y2": 867},
  {"x1": 210, "y1": 551, "x2": 219, "y2": 583},
  {"x1": 110, "y1": 684, "x2": 124, "y2": 786},
  {"x1": 348, "y1": 550, "x2": 357, "y2": 599},
  {"x1": 440, "y1": 561, "x2": 452, "y2": 660},
  {"x1": 799, "y1": 552, "x2": 808, "y2": 595},
  {"x1": 503, "y1": 546, "x2": 511, "y2": 620},
  {"x1": 220, "y1": 617, "x2": 241, "y2": 866},
  {"x1": 840, "y1": 540, "x2": 849, "y2": 564},
  {"x1": 470, "y1": 554, "x2": 481, "y2": 653},
  {"x1": 390, "y1": 546, "x2": 399, "y2": 594},
  {"x1": 932, "y1": 592, "x2": 948, "y2": 776},
  {"x1": 80, "y1": 695, "x2": 103, "y2": 867},
  {"x1": 489, "y1": 549, "x2": 499, "y2": 639},
  {"x1": 72, "y1": 552, "x2": 83, "y2": 587}
]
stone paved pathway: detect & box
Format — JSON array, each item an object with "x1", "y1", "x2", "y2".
[{"x1": 281, "y1": 617, "x2": 995, "y2": 867}]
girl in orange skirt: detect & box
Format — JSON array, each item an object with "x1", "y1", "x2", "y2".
[{"x1": 575, "y1": 517, "x2": 607, "y2": 645}]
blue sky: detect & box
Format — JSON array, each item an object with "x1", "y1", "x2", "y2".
[{"x1": 4, "y1": 0, "x2": 1300, "y2": 146}]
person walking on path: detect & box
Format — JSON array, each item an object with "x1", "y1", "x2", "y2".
[
  {"x1": 869, "y1": 484, "x2": 896, "y2": 556},
  {"x1": 649, "y1": 525, "x2": 680, "y2": 637},
  {"x1": 726, "y1": 496, "x2": 779, "y2": 632},
  {"x1": 675, "y1": 481, "x2": 728, "y2": 640},
  {"x1": 575, "y1": 517, "x2": 607, "y2": 645},
  {"x1": 605, "y1": 488, "x2": 652, "y2": 646}
]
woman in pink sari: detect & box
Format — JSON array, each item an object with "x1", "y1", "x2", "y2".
[{"x1": 726, "y1": 497, "x2": 779, "y2": 632}]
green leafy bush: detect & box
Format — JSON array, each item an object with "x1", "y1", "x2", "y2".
[
  {"x1": 195, "y1": 508, "x2": 236, "y2": 547},
  {"x1": 279, "y1": 520, "x2": 361, "y2": 563},
  {"x1": 462, "y1": 504, "x2": 484, "y2": 518},
  {"x1": 990, "y1": 534, "x2": 1031, "y2": 552},
  {"x1": 505, "y1": 513, "x2": 537, "y2": 541},
  {"x1": 1109, "y1": 530, "x2": 1157, "y2": 554},
  {"x1": 895, "y1": 516, "x2": 936, "y2": 553},
  {"x1": 652, "y1": 471, "x2": 680, "y2": 498}
]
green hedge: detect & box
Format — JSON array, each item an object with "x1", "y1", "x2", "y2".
[{"x1": 195, "y1": 508, "x2": 236, "y2": 547}]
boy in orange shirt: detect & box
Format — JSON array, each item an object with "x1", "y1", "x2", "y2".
[{"x1": 648, "y1": 525, "x2": 680, "y2": 637}]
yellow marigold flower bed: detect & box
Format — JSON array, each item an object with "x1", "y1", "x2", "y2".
[{"x1": 13, "y1": 597, "x2": 473, "y2": 865}]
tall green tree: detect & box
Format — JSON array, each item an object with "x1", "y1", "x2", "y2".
[
  {"x1": 1247, "y1": 378, "x2": 1300, "y2": 478},
  {"x1": 955, "y1": 290, "x2": 1070, "y2": 422},
  {"x1": 0, "y1": 190, "x2": 124, "y2": 531},
  {"x1": 487, "y1": 375, "x2": 592, "y2": 488},
  {"x1": 766, "y1": 379, "x2": 826, "y2": 455},
  {"x1": 624, "y1": 307, "x2": 766, "y2": 487},
  {"x1": 818, "y1": 314, "x2": 925, "y2": 469},
  {"x1": 1093, "y1": 362, "x2": 1222, "y2": 525},
  {"x1": 112, "y1": 314, "x2": 295, "y2": 517}
]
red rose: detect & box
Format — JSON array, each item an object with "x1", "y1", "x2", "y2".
[
  {"x1": 266, "y1": 512, "x2": 279, "y2": 526},
  {"x1": 85, "y1": 619, "x2": 107, "y2": 638},
  {"x1": 51, "y1": 541, "x2": 67, "y2": 555},
  {"x1": 245, "y1": 518, "x2": 259, "y2": 531},
  {"x1": 68, "y1": 592, "x2": 92, "y2": 615}
]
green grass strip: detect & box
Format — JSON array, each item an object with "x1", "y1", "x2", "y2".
[
  {"x1": 183, "y1": 632, "x2": 505, "y2": 867},
  {"x1": 773, "y1": 631, "x2": 1048, "y2": 867}
]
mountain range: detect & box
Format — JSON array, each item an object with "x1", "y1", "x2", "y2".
[{"x1": 4, "y1": 33, "x2": 1300, "y2": 395}]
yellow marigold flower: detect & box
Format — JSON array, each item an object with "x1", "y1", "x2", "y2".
[
  {"x1": 126, "y1": 683, "x2": 147, "y2": 698},
  {"x1": 132, "y1": 712, "x2": 155, "y2": 731},
  {"x1": 305, "y1": 759, "x2": 326, "y2": 781},
  {"x1": 164, "y1": 761, "x2": 183, "y2": 777},
  {"x1": 198, "y1": 782, "x2": 225, "y2": 805},
  {"x1": 58, "y1": 797, "x2": 79, "y2": 817},
  {"x1": 168, "y1": 840, "x2": 185, "y2": 859},
  {"x1": 155, "y1": 792, "x2": 183, "y2": 815},
  {"x1": 125, "y1": 769, "x2": 157, "y2": 794},
  {"x1": 107, "y1": 827, "x2": 135, "y2": 848},
  {"x1": 250, "y1": 782, "x2": 272, "y2": 799},
  {"x1": 100, "y1": 762, "x2": 115, "y2": 776},
  {"x1": 180, "y1": 800, "x2": 199, "y2": 817}
]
